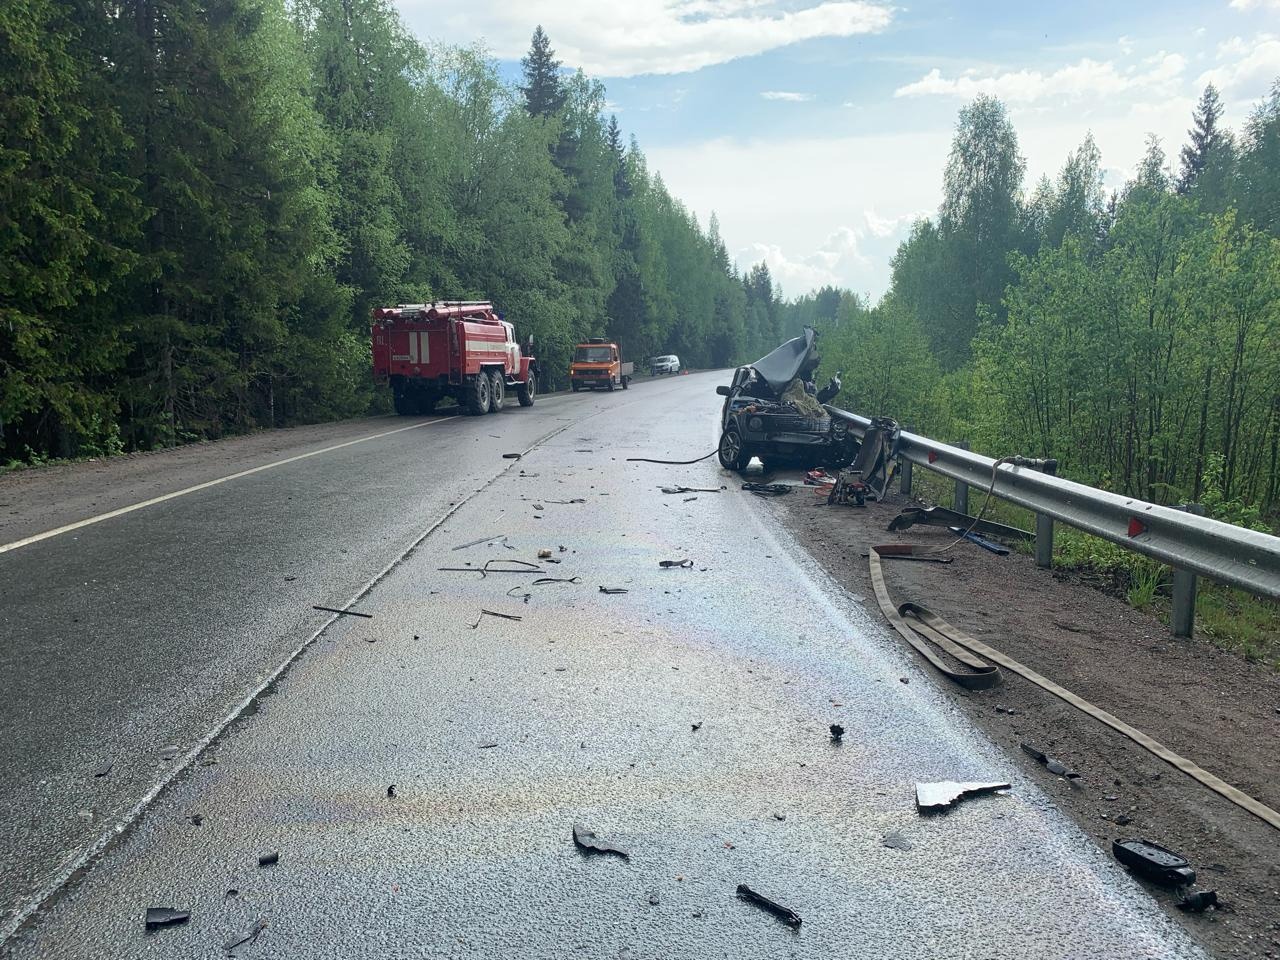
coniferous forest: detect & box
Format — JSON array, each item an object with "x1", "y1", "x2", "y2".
[{"x1": 2, "y1": 9, "x2": 783, "y2": 461}]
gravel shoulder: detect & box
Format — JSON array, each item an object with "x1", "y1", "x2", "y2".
[{"x1": 765, "y1": 483, "x2": 1280, "y2": 960}]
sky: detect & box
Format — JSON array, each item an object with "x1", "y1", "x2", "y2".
[{"x1": 392, "y1": 0, "x2": 1280, "y2": 300}]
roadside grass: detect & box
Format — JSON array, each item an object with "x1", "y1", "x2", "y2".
[{"x1": 906, "y1": 469, "x2": 1280, "y2": 668}]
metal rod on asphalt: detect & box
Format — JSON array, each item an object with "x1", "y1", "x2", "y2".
[
  {"x1": 899, "y1": 425, "x2": 913, "y2": 496},
  {"x1": 1035, "y1": 459, "x2": 1057, "y2": 569},
  {"x1": 953, "y1": 441, "x2": 969, "y2": 515},
  {"x1": 1172, "y1": 503, "x2": 1206, "y2": 638}
]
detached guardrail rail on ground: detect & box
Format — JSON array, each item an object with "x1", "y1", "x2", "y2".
[{"x1": 824, "y1": 405, "x2": 1280, "y2": 636}]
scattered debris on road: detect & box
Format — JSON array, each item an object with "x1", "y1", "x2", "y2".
[
  {"x1": 258, "y1": 850, "x2": 279, "y2": 868},
  {"x1": 829, "y1": 724, "x2": 845, "y2": 743},
  {"x1": 949, "y1": 527, "x2": 1011, "y2": 555},
  {"x1": 471, "y1": 609, "x2": 523, "y2": 628},
  {"x1": 224, "y1": 918, "x2": 268, "y2": 956},
  {"x1": 158, "y1": 746, "x2": 181, "y2": 760},
  {"x1": 572, "y1": 824, "x2": 629, "y2": 859},
  {"x1": 537, "y1": 548, "x2": 552, "y2": 558},
  {"x1": 1112, "y1": 838, "x2": 1197, "y2": 887},
  {"x1": 532, "y1": 577, "x2": 581, "y2": 586},
  {"x1": 659, "y1": 559, "x2": 693, "y2": 569},
  {"x1": 660, "y1": 485, "x2": 723, "y2": 494},
  {"x1": 882, "y1": 833, "x2": 913, "y2": 851},
  {"x1": 1177, "y1": 889, "x2": 1219, "y2": 912},
  {"x1": 888, "y1": 505, "x2": 1032, "y2": 541},
  {"x1": 741, "y1": 482, "x2": 792, "y2": 497},
  {"x1": 691, "y1": 722, "x2": 702, "y2": 732},
  {"x1": 598, "y1": 586, "x2": 628, "y2": 594},
  {"x1": 144, "y1": 906, "x2": 190, "y2": 930},
  {"x1": 915, "y1": 781, "x2": 1011, "y2": 814},
  {"x1": 625, "y1": 451, "x2": 718, "y2": 465},
  {"x1": 545, "y1": 498, "x2": 586, "y2": 504},
  {"x1": 736, "y1": 884, "x2": 801, "y2": 928},
  {"x1": 439, "y1": 559, "x2": 543, "y2": 578},
  {"x1": 312, "y1": 605, "x2": 373, "y2": 619},
  {"x1": 92, "y1": 762, "x2": 112, "y2": 778},
  {"x1": 386, "y1": 785, "x2": 396, "y2": 798},
  {"x1": 452, "y1": 534, "x2": 507, "y2": 551},
  {"x1": 502, "y1": 453, "x2": 522, "y2": 459},
  {"x1": 187, "y1": 814, "x2": 204, "y2": 826},
  {"x1": 1021, "y1": 742, "x2": 1081, "y2": 780}
]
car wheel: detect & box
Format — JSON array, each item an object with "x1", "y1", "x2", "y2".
[{"x1": 717, "y1": 426, "x2": 751, "y2": 472}]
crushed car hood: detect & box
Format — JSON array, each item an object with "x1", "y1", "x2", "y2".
[{"x1": 748, "y1": 327, "x2": 817, "y2": 397}]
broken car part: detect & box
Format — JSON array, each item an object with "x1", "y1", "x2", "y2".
[
  {"x1": 452, "y1": 534, "x2": 507, "y2": 551},
  {"x1": 1020, "y1": 743, "x2": 1081, "y2": 780},
  {"x1": 736, "y1": 884, "x2": 801, "y2": 928},
  {"x1": 659, "y1": 559, "x2": 694, "y2": 568},
  {"x1": 438, "y1": 559, "x2": 543, "y2": 578},
  {"x1": 312, "y1": 605, "x2": 373, "y2": 618},
  {"x1": 888, "y1": 505, "x2": 1032, "y2": 542},
  {"x1": 1176, "y1": 889, "x2": 1218, "y2": 912},
  {"x1": 471, "y1": 609, "x2": 523, "y2": 628},
  {"x1": 1112, "y1": 839, "x2": 1196, "y2": 887},
  {"x1": 915, "y1": 781, "x2": 1011, "y2": 814},
  {"x1": 258, "y1": 851, "x2": 279, "y2": 867},
  {"x1": 660, "y1": 485, "x2": 722, "y2": 495},
  {"x1": 742, "y1": 482, "x2": 792, "y2": 496},
  {"x1": 871, "y1": 546, "x2": 1280, "y2": 832},
  {"x1": 144, "y1": 907, "x2": 190, "y2": 930},
  {"x1": 572, "y1": 824, "x2": 629, "y2": 859},
  {"x1": 948, "y1": 527, "x2": 1011, "y2": 555},
  {"x1": 598, "y1": 586, "x2": 628, "y2": 594}
]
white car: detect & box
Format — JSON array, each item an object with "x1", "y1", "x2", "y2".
[{"x1": 651, "y1": 354, "x2": 681, "y2": 375}]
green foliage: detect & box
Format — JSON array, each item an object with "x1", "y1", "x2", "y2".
[{"x1": 1, "y1": 17, "x2": 762, "y2": 461}]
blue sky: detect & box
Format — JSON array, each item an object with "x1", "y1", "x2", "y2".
[{"x1": 396, "y1": 0, "x2": 1280, "y2": 299}]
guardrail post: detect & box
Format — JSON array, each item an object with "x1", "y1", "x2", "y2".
[
  {"x1": 1035, "y1": 460, "x2": 1057, "y2": 569},
  {"x1": 952, "y1": 441, "x2": 970, "y2": 515},
  {"x1": 899, "y1": 424, "x2": 913, "y2": 496},
  {"x1": 1172, "y1": 503, "x2": 1206, "y2": 639}
]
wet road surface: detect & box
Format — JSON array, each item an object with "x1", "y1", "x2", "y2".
[{"x1": 0, "y1": 374, "x2": 1201, "y2": 957}]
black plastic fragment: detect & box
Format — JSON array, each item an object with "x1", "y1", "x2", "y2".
[
  {"x1": 312, "y1": 605, "x2": 372, "y2": 618},
  {"x1": 1177, "y1": 889, "x2": 1218, "y2": 912},
  {"x1": 145, "y1": 907, "x2": 190, "y2": 930},
  {"x1": 258, "y1": 850, "x2": 279, "y2": 868},
  {"x1": 598, "y1": 586, "x2": 628, "y2": 594},
  {"x1": 387, "y1": 784, "x2": 396, "y2": 798},
  {"x1": 502, "y1": 453, "x2": 522, "y2": 459},
  {"x1": 1112, "y1": 838, "x2": 1196, "y2": 887},
  {"x1": 915, "y1": 781, "x2": 1011, "y2": 813},
  {"x1": 1021, "y1": 742, "x2": 1081, "y2": 780},
  {"x1": 659, "y1": 559, "x2": 694, "y2": 568},
  {"x1": 829, "y1": 724, "x2": 845, "y2": 743},
  {"x1": 572, "y1": 824, "x2": 629, "y2": 859},
  {"x1": 736, "y1": 884, "x2": 801, "y2": 928}
]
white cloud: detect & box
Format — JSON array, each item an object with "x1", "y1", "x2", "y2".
[
  {"x1": 863, "y1": 208, "x2": 927, "y2": 237},
  {"x1": 1229, "y1": 0, "x2": 1280, "y2": 10},
  {"x1": 894, "y1": 53, "x2": 1186, "y2": 103},
  {"x1": 405, "y1": 0, "x2": 893, "y2": 77},
  {"x1": 1198, "y1": 34, "x2": 1280, "y2": 95},
  {"x1": 742, "y1": 227, "x2": 870, "y2": 294},
  {"x1": 761, "y1": 90, "x2": 814, "y2": 101}
]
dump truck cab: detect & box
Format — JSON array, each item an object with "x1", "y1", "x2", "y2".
[{"x1": 570, "y1": 338, "x2": 632, "y2": 392}]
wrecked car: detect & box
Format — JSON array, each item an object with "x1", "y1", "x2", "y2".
[{"x1": 715, "y1": 327, "x2": 856, "y2": 473}]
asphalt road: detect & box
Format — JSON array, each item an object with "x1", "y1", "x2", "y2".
[{"x1": 0, "y1": 373, "x2": 1202, "y2": 958}]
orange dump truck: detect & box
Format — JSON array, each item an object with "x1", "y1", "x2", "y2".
[{"x1": 569, "y1": 338, "x2": 632, "y2": 392}]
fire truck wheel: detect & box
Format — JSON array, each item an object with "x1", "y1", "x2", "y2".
[
  {"x1": 465, "y1": 373, "x2": 492, "y2": 415},
  {"x1": 622, "y1": 376, "x2": 628, "y2": 390},
  {"x1": 518, "y1": 376, "x2": 536, "y2": 407},
  {"x1": 488, "y1": 370, "x2": 505, "y2": 412}
]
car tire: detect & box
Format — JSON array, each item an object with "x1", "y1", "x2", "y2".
[
  {"x1": 717, "y1": 425, "x2": 751, "y2": 472},
  {"x1": 465, "y1": 372, "x2": 491, "y2": 415},
  {"x1": 488, "y1": 370, "x2": 505, "y2": 412}
]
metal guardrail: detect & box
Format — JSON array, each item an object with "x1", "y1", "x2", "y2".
[{"x1": 825, "y1": 406, "x2": 1280, "y2": 602}]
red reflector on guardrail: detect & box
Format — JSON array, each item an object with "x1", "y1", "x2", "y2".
[{"x1": 1128, "y1": 518, "x2": 1146, "y2": 537}]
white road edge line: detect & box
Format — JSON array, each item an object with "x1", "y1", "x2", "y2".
[
  {"x1": 0, "y1": 413, "x2": 583, "y2": 946},
  {"x1": 0, "y1": 416, "x2": 461, "y2": 556}
]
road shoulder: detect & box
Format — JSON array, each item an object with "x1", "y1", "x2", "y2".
[{"x1": 764, "y1": 483, "x2": 1280, "y2": 960}]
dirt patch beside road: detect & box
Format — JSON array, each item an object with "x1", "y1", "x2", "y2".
[{"x1": 765, "y1": 483, "x2": 1280, "y2": 959}]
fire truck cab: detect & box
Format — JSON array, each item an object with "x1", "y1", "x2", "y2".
[{"x1": 372, "y1": 301, "x2": 537, "y2": 416}]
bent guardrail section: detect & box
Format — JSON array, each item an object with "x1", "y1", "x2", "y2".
[{"x1": 824, "y1": 405, "x2": 1280, "y2": 602}]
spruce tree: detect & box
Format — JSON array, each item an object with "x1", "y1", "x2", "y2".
[
  {"x1": 1177, "y1": 85, "x2": 1226, "y2": 195},
  {"x1": 520, "y1": 26, "x2": 566, "y2": 118}
]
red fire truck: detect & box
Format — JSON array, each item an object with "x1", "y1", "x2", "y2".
[{"x1": 371, "y1": 302, "x2": 538, "y2": 415}]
